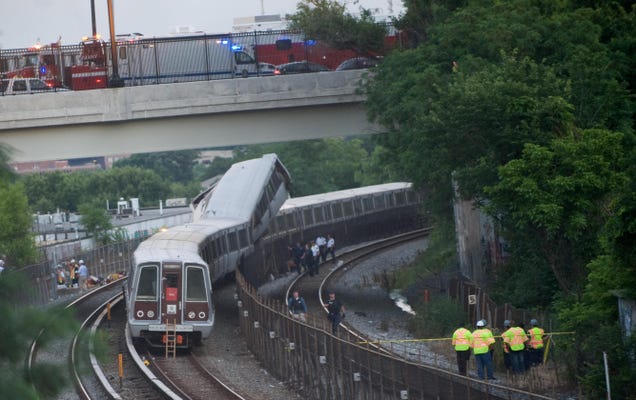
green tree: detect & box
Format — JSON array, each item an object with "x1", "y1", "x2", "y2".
[
  {"x1": 287, "y1": 0, "x2": 387, "y2": 56},
  {"x1": 235, "y1": 137, "x2": 372, "y2": 196},
  {"x1": 0, "y1": 273, "x2": 78, "y2": 398},
  {"x1": 0, "y1": 182, "x2": 38, "y2": 267},
  {"x1": 90, "y1": 166, "x2": 169, "y2": 208},
  {"x1": 485, "y1": 129, "x2": 627, "y2": 297},
  {"x1": 192, "y1": 156, "x2": 234, "y2": 183},
  {"x1": 78, "y1": 201, "x2": 113, "y2": 244},
  {"x1": 364, "y1": 1, "x2": 636, "y2": 393},
  {"x1": 113, "y1": 150, "x2": 199, "y2": 183}
]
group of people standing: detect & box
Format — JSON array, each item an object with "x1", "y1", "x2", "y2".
[
  {"x1": 56, "y1": 258, "x2": 90, "y2": 291},
  {"x1": 452, "y1": 318, "x2": 546, "y2": 380},
  {"x1": 288, "y1": 234, "x2": 336, "y2": 276}
]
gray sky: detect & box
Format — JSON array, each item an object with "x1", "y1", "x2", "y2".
[{"x1": 0, "y1": 0, "x2": 404, "y2": 49}]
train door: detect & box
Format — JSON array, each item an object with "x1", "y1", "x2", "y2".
[{"x1": 161, "y1": 262, "x2": 182, "y2": 325}]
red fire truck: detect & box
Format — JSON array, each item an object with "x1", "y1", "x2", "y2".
[
  {"x1": 63, "y1": 37, "x2": 109, "y2": 90},
  {"x1": 1, "y1": 42, "x2": 65, "y2": 88}
]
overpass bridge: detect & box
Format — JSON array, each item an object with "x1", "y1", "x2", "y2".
[{"x1": 0, "y1": 70, "x2": 381, "y2": 163}]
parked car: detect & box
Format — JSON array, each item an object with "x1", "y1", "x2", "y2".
[
  {"x1": 1, "y1": 77, "x2": 68, "y2": 95},
  {"x1": 258, "y1": 62, "x2": 277, "y2": 76},
  {"x1": 335, "y1": 57, "x2": 381, "y2": 71},
  {"x1": 274, "y1": 61, "x2": 329, "y2": 75}
]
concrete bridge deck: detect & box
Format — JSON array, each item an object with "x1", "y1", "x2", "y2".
[{"x1": 0, "y1": 70, "x2": 380, "y2": 162}]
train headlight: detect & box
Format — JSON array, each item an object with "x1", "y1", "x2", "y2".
[
  {"x1": 136, "y1": 310, "x2": 144, "y2": 318},
  {"x1": 198, "y1": 311, "x2": 206, "y2": 319},
  {"x1": 147, "y1": 310, "x2": 155, "y2": 318},
  {"x1": 188, "y1": 311, "x2": 196, "y2": 319}
]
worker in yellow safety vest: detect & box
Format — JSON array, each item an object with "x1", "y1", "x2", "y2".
[
  {"x1": 452, "y1": 323, "x2": 473, "y2": 376},
  {"x1": 470, "y1": 319, "x2": 496, "y2": 380},
  {"x1": 527, "y1": 319, "x2": 545, "y2": 366},
  {"x1": 502, "y1": 320, "x2": 528, "y2": 374}
]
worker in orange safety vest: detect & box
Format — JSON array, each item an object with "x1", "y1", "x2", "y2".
[
  {"x1": 502, "y1": 320, "x2": 528, "y2": 374},
  {"x1": 470, "y1": 319, "x2": 496, "y2": 380},
  {"x1": 452, "y1": 323, "x2": 473, "y2": 376},
  {"x1": 527, "y1": 319, "x2": 546, "y2": 366}
]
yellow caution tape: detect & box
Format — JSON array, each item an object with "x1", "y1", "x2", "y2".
[{"x1": 357, "y1": 331, "x2": 575, "y2": 345}]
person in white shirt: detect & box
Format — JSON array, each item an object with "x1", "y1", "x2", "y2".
[
  {"x1": 326, "y1": 234, "x2": 336, "y2": 264},
  {"x1": 78, "y1": 260, "x2": 89, "y2": 291}
]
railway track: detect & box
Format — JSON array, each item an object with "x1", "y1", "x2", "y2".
[
  {"x1": 147, "y1": 352, "x2": 251, "y2": 400},
  {"x1": 27, "y1": 279, "x2": 157, "y2": 399},
  {"x1": 283, "y1": 228, "x2": 431, "y2": 337}
]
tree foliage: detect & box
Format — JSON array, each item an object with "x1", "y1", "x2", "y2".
[
  {"x1": 365, "y1": 0, "x2": 636, "y2": 393},
  {"x1": 0, "y1": 182, "x2": 38, "y2": 267},
  {"x1": 234, "y1": 137, "x2": 392, "y2": 196},
  {"x1": 0, "y1": 272, "x2": 78, "y2": 399},
  {"x1": 113, "y1": 150, "x2": 199, "y2": 183},
  {"x1": 78, "y1": 201, "x2": 114, "y2": 245},
  {"x1": 287, "y1": 0, "x2": 388, "y2": 55},
  {"x1": 21, "y1": 166, "x2": 171, "y2": 212}
]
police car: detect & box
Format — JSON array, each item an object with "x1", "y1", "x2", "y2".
[{"x1": 0, "y1": 77, "x2": 68, "y2": 95}]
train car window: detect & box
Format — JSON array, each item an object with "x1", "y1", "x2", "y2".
[
  {"x1": 220, "y1": 236, "x2": 227, "y2": 253},
  {"x1": 201, "y1": 242, "x2": 210, "y2": 262},
  {"x1": 363, "y1": 197, "x2": 374, "y2": 211},
  {"x1": 395, "y1": 191, "x2": 406, "y2": 206},
  {"x1": 275, "y1": 214, "x2": 286, "y2": 231},
  {"x1": 332, "y1": 203, "x2": 343, "y2": 218},
  {"x1": 136, "y1": 265, "x2": 158, "y2": 300},
  {"x1": 343, "y1": 200, "x2": 353, "y2": 216},
  {"x1": 314, "y1": 207, "x2": 324, "y2": 223},
  {"x1": 266, "y1": 181, "x2": 275, "y2": 201},
  {"x1": 186, "y1": 266, "x2": 207, "y2": 301},
  {"x1": 387, "y1": 193, "x2": 396, "y2": 207},
  {"x1": 228, "y1": 231, "x2": 239, "y2": 251},
  {"x1": 271, "y1": 170, "x2": 282, "y2": 188},
  {"x1": 323, "y1": 205, "x2": 332, "y2": 220},
  {"x1": 210, "y1": 237, "x2": 218, "y2": 259},
  {"x1": 238, "y1": 228, "x2": 249, "y2": 248},
  {"x1": 285, "y1": 213, "x2": 295, "y2": 229},
  {"x1": 375, "y1": 195, "x2": 386, "y2": 209},
  {"x1": 354, "y1": 198, "x2": 363, "y2": 214},
  {"x1": 407, "y1": 191, "x2": 416, "y2": 204},
  {"x1": 303, "y1": 208, "x2": 314, "y2": 226}
]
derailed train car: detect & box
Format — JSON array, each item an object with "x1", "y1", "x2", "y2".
[
  {"x1": 243, "y1": 182, "x2": 425, "y2": 286},
  {"x1": 126, "y1": 154, "x2": 291, "y2": 347}
]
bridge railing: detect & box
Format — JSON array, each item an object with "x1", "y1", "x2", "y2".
[{"x1": 1, "y1": 26, "x2": 402, "y2": 90}]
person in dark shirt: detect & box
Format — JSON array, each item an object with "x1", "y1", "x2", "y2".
[
  {"x1": 325, "y1": 291, "x2": 345, "y2": 334},
  {"x1": 288, "y1": 290, "x2": 307, "y2": 322}
]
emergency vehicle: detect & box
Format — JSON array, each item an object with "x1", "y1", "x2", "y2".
[
  {"x1": 0, "y1": 42, "x2": 68, "y2": 88},
  {"x1": 63, "y1": 37, "x2": 109, "y2": 90},
  {"x1": 0, "y1": 77, "x2": 68, "y2": 95}
]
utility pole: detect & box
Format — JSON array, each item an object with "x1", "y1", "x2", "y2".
[
  {"x1": 107, "y1": 0, "x2": 124, "y2": 87},
  {"x1": 90, "y1": 0, "x2": 97, "y2": 37}
]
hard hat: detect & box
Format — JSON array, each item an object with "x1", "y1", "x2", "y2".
[
  {"x1": 71, "y1": 259, "x2": 75, "y2": 263},
  {"x1": 476, "y1": 320, "x2": 485, "y2": 327},
  {"x1": 530, "y1": 318, "x2": 538, "y2": 326},
  {"x1": 79, "y1": 260, "x2": 84, "y2": 264},
  {"x1": 503, "y1": 320, "x2": 511, "y2": 327}
]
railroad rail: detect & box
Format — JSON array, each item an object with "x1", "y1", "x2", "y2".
[
  {"x1": 148, "y1": 352, "x2": 250, "y2": 400},
  {"x1": 237, "y1": 230, "x2": 557, "y2": 400},
  {"x1": 27, "y1": 278, "x2": 157, "y2": 399}
]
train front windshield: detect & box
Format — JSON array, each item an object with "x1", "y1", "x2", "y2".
[
  {"x1": 186, "y1": 266, "x2": 207, "y2": 301},
  {"x1": 136, "y1": 265, "x2": 158, "y2": 300}
]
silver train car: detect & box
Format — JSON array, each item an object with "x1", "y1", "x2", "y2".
[
  {"x1": 126, "y1": 154, "x2": 291, "y2": 347},
  {"x1": 243, "y1": 182, "x2": 423, "y2": 285}
]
